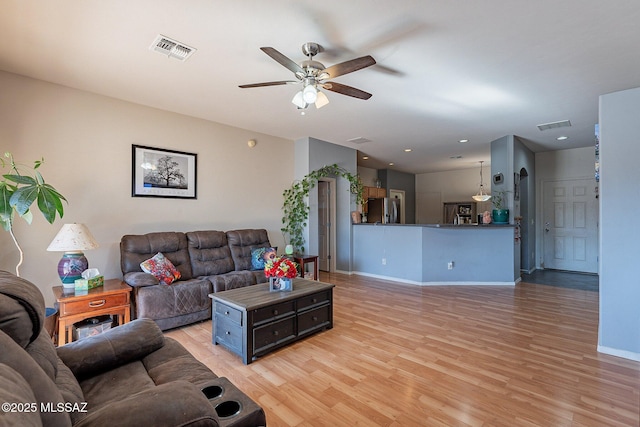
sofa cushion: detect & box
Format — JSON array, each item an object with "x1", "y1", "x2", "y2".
[
  {"x1": 186, "y1": 230, "x2": 235, "y2": 276},
  {"x1": 0, "y1": 331, "x2": 72, "y2": 427},
  {"x1": 143, "y1": 338, "x2": 218, "y2": 386},
  {"x1": 0, "y1": 270, "x2": 46, "y2": 348},
  {"x1": 136, "y1": 278, "x2": 212, "y2": 320},
  {"x1": 207, "y1": 271, "x2": 257, "y2": 292},
  {"x1": 226, "y1": 229, "x2": 271, "y2": 271},
  {"x1": 140, "y1": 252, "x2": 182, "y2": 284},
  {"x1": 57, "y1": 318, "x2": 165, "y2": 379},
  {"x1": 120, "y1": 232, "x2": 193, "y2": 280},
  {"x1": 0, "y1": 364, "x2": 43, "y2": 427}
]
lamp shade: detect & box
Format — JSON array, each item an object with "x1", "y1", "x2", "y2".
[
  {"x1": 47, "y1": 224, "x2": 99, "y2": 285},
  {"x1": 47, "y1": 223, "x2": 99, "y2": 252}
]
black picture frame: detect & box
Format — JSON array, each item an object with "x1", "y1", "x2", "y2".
[{"x1": 132, "y1": 144, "x2": 197, "y2": 199}]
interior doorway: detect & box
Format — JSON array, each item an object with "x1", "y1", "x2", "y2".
[{"x1": 317, "y1": 179, "x2": 336, "y2": 272}]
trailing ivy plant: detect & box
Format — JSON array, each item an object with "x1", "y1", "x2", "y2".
[
  {"x1": 0, "y1": 153, "x2": 67, "y2": 276},
  {"x1": 281, "y1": 164, "x2": 363, "y2": 253}
]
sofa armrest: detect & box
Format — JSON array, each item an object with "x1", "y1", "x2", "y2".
[
  {"x1": 75, "y1": 381, "x2": 219, "y2": 427},
  {"x1": 57, "y1": 318, "x2": 164, "y2": 379},
  {"x1": 123, "y1": 271, "x2": 159, "y2": 287}
]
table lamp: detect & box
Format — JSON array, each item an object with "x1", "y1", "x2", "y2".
[{"x1": 47, "y1": 223, "x2": 99, "y2": 285}]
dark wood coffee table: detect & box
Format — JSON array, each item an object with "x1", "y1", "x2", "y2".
[{"x1": 209, "y1": 278, "x2": 334, "y2": 364}]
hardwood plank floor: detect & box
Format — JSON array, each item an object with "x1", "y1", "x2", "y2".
[{"x1": 166, "y1": 272, "x2": 640, "y2": 426}]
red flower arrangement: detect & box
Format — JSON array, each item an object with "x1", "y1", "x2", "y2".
[{"x1": 264, "y1": 257, "x2": 298, "y2": 279}]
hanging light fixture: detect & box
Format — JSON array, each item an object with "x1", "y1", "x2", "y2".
[
  {"x1": 291, "y1": 79, "x2": 329, "y2": 110},
  {"x1": 472, "y1": 160, "x2": 492, "y2": 202}
]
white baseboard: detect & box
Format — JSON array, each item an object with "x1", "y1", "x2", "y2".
[
  {"x1": 350, "y1": 271, "x2": 516, "y2": 286},
  {"x1": 597, "y1": 345, "x2": 640, "y2": 362}
]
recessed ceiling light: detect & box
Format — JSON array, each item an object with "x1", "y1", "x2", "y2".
[
  {"x1": 459, "y1": 139, "x2": 469, "y2": 143},
  {"x1": 404, "y1": 148, "x2": 412, "y2": 152},
  {"x1": 362, "y1": 156, "x2": 369, "y2": 160},
  {"x1": 389, "y1": 162, "x2": 394, "y2": 166},
  {"x1": 557, "y1": 136, "x2": 568, "y2": 140}
]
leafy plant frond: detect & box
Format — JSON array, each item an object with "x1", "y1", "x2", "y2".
[{"x1": 281, "y1": 164, "x2": 363, "y2": 253}]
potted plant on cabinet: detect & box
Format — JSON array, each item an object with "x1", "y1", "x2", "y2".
[
  {"x1": 491, "y1": 190, "x2": 509, "y2": 224},
  {"x1": 0, "y1": 153, "x2": 67, "y2": 276}
]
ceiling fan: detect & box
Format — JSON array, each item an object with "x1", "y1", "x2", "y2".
[{"x1": 239, "y1": 42, "x2": 376, "y2": 110}]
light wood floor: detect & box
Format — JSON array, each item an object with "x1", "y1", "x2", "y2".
[{"x1": 166, "y1": 272, "x2": 640, "y2": 426}]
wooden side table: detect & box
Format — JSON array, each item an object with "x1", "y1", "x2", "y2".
[
  {"x1": 53, "y1": 279, "x2": 132, "y2": 346},
  {"x1": 292, "y1": 254, "x2": 319, "y2": 280}
]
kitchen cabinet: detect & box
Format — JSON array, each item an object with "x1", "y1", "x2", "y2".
[
  {"x1": 362, "y1": 186, "x2": 386, "y2": 213},
  {"x1": 443, "y1": 202, "x2": 477, "y2": 224}
]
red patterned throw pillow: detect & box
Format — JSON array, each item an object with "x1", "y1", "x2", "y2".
[{"x1": 140, "y1": 252, "x2": 181, "y2": 285}]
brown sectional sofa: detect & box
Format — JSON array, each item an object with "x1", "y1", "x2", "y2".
[{"x1": 120, "y1": 229, "x2": 272, "y2": 330}]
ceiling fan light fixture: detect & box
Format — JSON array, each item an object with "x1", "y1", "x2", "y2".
[
  {"x1": 292, "y1": 91, "x2": 307, "y2": 109},
  {"x1": 315, "y1": 91, "x2": 329, "y2": 109},
  {"x1": 303, "y1": 84, "x2": 318, "y2": 103}
]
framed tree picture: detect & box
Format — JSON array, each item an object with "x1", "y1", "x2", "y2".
[{"x1": 132, "y1": 145, "x2": 197, "y2": 199}]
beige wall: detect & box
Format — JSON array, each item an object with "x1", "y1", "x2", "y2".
[
  {"x1": 0, "y1": 71, "x2": 293, "y2": 305},
  {"x1": 415, "y1": 166, "x2": 493, "y2": 223}
]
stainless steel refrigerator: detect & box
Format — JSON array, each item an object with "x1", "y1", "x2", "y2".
[{"x1": 367, "y1": 197, "x2": 400, "y2": 224}]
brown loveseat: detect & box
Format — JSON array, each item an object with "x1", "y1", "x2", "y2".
[
  {"x1": 120, "y1": 229, "x2": 272, "y2": 330},
  {"x1": 0, "y1": 271, "x2": 266, "y2": 426}
]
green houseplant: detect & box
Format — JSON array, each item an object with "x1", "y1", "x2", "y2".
[
  {"x1": 281, "y1": 164, "x2": 363, "y2": 253},
  {"x1": 0, "y1": 153, "x2": 67, "y2": 276},
  {"x1": 491, "y1": 190, "x2": 509, "y2": 224}
]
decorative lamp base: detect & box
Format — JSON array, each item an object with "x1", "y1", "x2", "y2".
[
  {"x1": 58, "y1": 252, "x2": 88, "y2": 285},
  {"x1": 269, "y1": 277, "x2": 292, "y2": 292}
]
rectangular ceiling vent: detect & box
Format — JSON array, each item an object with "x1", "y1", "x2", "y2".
[
  {"x1": 150, "y1": 35, "x2": 196, "y2": 61},
  {"x1": 537, "y1": 120, "x2": 571, "y2": 131},
  {"x1": 347, "y1": 137, "x2": 371, "y2": 144}
]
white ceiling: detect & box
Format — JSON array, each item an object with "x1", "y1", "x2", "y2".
[{"x1": 2, "y1": 0, "x2": 640, "y2": 173}]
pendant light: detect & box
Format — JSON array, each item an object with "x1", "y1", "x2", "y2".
[{"x1": 472, "y1": 161, "x2": 492, "y2": 202}]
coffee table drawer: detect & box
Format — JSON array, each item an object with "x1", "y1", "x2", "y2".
[
  {"x1": 297, "y1": 290, "x2": 331, "y2": 311},
  {"x1": 215, "y1": 303, "x2": 242, "y2": 324},
  {"x1": 215, "y1": 315, "x2": 242, "y2": 353},
  {"x1": 252, "y1": 301, "x2": 295, "y2": 325},
  {"x1": 298, "y1": 304, "x2": 331, "y2": 335},
  {"x1": 59, "y1": 293, "x2": 128, "y2": 317},
  {"x1": 253, "y1": 316, "x2": 295, "y2": 353}
]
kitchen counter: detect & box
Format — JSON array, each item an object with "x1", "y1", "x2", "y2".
[
  {"x1": 352, "y1": 223, "x2": 519, "y2": 285},
  {"x1": 356, "y1": 223, "x2": 514, "y2": 228}
]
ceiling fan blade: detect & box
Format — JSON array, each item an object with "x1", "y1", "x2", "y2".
[
  {"x1": 322, "y1": 82, "x2": 372, "y2": 100},
  {"x1": 320, "y1": 55, "x2": 376, "y2": 79},
  {"x1": 239, "y1": 80, "x2": 297, "y2": 88},
  {"x1": 260, "y1": 47, "x2": 304, "y2": 74}
]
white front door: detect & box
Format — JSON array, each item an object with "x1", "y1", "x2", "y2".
[{"x1": 542, "y1": 179, "x2": 598, "y2": 273}]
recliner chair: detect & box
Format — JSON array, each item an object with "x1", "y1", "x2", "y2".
[{"x1": 0, "y1": 270, "x2": 265, "y2": 427}]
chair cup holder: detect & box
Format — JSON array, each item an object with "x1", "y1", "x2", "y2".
[
  {"x1": 202, "y1": 384, "x2": 224, "y2": 399},
  {"x1": 215, "y1": 400, "x2": 242, "y2": 419},
  {"x1": 200, "y1": 377, "x2": 266, "y2": 426}
]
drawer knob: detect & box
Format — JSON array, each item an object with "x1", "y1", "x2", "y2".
[
  {"x1": 273, "y1": 330, "x2": 279, "y2": 336},
  {"x1": 225, "y1": 311, "x2": 230, "y2": 315},
  {"x1": 312, "y1": 316, "x2": 318, "y2": 321},
  {"x1": 312, "y1": 298, "x2": 317, "y2": 303},
  {"x1": 225, "y1": 331, "x2": 231, "y2": 335},
  {"x1": 273, "y1": 309, "x2": 278, "y2": 315},
  {"x1": 88, "y1": 299, "x2": 106, "y2": 308}
]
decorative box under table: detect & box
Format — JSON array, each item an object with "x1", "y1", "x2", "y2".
[{"x1": 209, "y1": 278, "x2": 334, "y2": 364}]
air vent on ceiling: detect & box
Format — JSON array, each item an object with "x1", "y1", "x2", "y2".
[
  {"x1": 347, "y1": 137, "x2": 371, "y2": 144},
  {"x1": 537, "y1": 120, "x2": 571, "y2": 131},
  {"x1": 150, "y1": 35, "x2": 196, "y2": 61}
]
